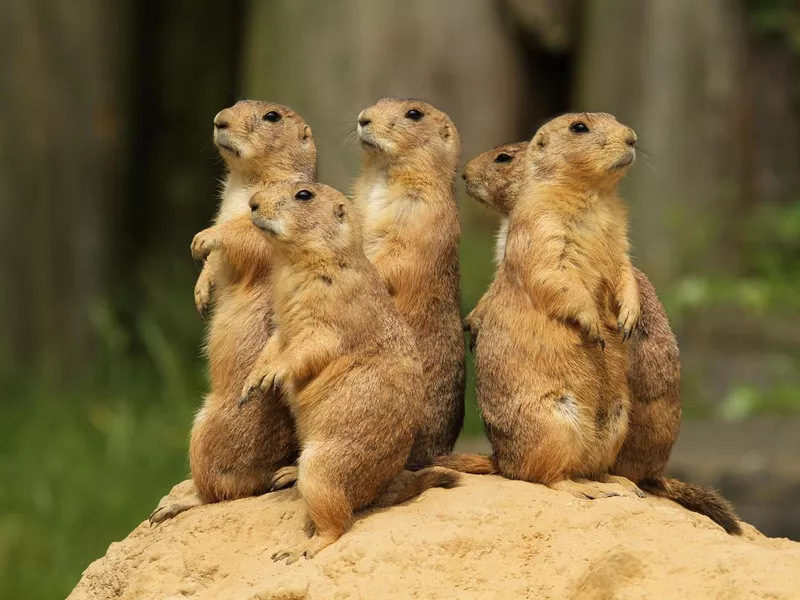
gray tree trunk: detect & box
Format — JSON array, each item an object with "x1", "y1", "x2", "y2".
[{"x1": 0, "y1": 0, "x2": 124, "y2": 375}]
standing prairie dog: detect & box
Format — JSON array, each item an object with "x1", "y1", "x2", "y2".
[
  {"x1": 240, "y1": 183, "x2": 459, "y2": 563},
  {"x1": 149, "y1": 102, "x2": 315, "y2": 524},
  {"x1": 353, "y1": 98, "x2": 465, "y2": 463},
  {"x1": 458, "y1": 141, "x2": 741, "y2": 534}
]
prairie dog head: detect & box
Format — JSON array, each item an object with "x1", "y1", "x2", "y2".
[
  {"x1": 462, "y1": 142, "x2": 528, "y2": 215},
  {"x1": 356, "y1": 98, "x2": 460, "y2": 174},
  {"x1": 528, "y1": 112, "x2": 637, "y2": 188},
  {"x1": 213, "y1": 100, "x2": 317, "y2": 180},
  {"x1": 249, "y1": 183, "x2": 359, "y2": 257}
]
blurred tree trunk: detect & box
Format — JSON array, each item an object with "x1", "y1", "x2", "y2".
[
  {"x1": 577, "y1": 0, "x2": 748, "y2": 290},
  {"x1": 741, "y1": 13, "x2": 800, "y2": 211},
  {"x1": 0, "y1": 0, "x2": 244, "y2": 378},
  {"x1": 0, "y1": 0, "x2": 124, "y2": 375}
]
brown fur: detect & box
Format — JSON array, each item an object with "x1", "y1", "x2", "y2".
[
  {"x1": 353, "y1": 98, "x2": 466, "y2": 463},
  {"x1": 451, "y1": 137, "x2": 740, "y2": 533},
  {"x1": 241, "y1": 183, "x2": 460, "y2": 563},
  {"x1": 149, "y1": 101, "x2": 316, "y2": 525}
]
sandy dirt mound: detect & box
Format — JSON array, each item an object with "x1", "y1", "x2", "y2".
[{"x1": 69, "y1": 475, "x2": 800, "y2": 600}]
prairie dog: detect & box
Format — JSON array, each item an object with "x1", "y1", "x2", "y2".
[
  {"x1": 149, "y1": 102, "x2": 315, "y2": 524},
  {"x1": 457, "y1": 141, "x2": 740, "y2": 534},
  {"x1": 353, "y1": 98, "x2": 465, "y2": 463},
  {"x1": 241, "y1": 183, "x2": 459, "y2": 563}
]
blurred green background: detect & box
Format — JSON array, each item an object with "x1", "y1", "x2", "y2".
[{"x1": 2, "y1": 0, "x2": 799, "y2": 597}]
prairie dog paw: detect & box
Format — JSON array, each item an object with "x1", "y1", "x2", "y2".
[
  {"x1": 194, "y1": 270, "x2": 214, "y2": 318},
  {"x1": 191, "y1": 228, "x2": 219, "y2": 262},
  {"x1": 463, "y1": 313, "x2": 480, "y2": 353},
  {"x1": 617, "y1": 300, "x2": 640, "y2": 342},
  {"x1": 577, "y1": 312, "x2": 605, "y2": 350},
  {"x1": 239, "y1": 366, "x2": 285, "y2": 407},
  {"x1": 270, "y1": 466, "x2": 299, "y2": 491}
]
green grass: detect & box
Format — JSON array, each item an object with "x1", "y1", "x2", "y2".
[
  {"x1": 0, "y1": 370, "x2": 200, "y2": 598},
  {"x1": 0, "y1": 266, "x2": 208, "y2": 599}
]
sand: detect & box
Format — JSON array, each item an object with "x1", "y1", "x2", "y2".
[{"x1": 68, "y1": 475, "x2": 800, "y2": 600}]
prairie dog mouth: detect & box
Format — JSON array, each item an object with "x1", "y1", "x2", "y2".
[
  {"x1": 610, "y1": 149, "x2": 635, "y2": 170},
  {"x1": 464, "y1": 181, "x2": 488, "y2": 203},
  {"x1": 357, "y1": 126, "x2": 382, "y2": 151},
  {"x1": 253, "y1": 218, "x2": 283, "y2": 236},
  {"x1": 214, "y1": 132, "x2": 242, "y2": 157}
]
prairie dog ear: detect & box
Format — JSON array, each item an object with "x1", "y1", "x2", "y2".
[
  {"x1": 533, "y1": 130, "x2": 547, "y2": 150},
  {"x1": 301, "y1": 124, "x2": 313, "y2": 142},
  {"x1": 334, "y1": 202, "x2": 347, "y2": 222},
  {"x1": 441, "y1": 123, "x2": 453, "y2": 141}
]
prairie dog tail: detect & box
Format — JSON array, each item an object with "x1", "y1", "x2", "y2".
[
  {"x1": 639, "y1": 477, "x2": 742, "y2": 535},
  {"x1": 373, "y1": 467, "x2": 460, "y2": 508},
  {"x1": 408, "y1": 453, "x2": 499, "y2": 475}
]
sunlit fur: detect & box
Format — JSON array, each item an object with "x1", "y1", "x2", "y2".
[
  {"x1": 243, "y1": 183, "x2": 460, "y2": 563},
  {"x1": 353, "y1": 98, "x2": 466, "y2": 464},
  {"x1": 149, "y1": 102, "x2": 317, "y2": 525}
]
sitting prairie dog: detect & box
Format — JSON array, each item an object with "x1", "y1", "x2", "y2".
[
  {"x1": 426, "y1": 113, "x2": 643, "y2": 502},
  {"x1": 457, "y1": 141, "x2": 740, "y2": 534},
  {"x1": 149, "y1": 102, "x2": 315, "y2": 524},
  {"x1": 241, "y1": 183, "x2": 459, "y2": 563},
  {"x1": 353, "y1": 98, "x2": 465, "y2": 464}
]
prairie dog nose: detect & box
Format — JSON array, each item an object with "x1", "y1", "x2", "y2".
[
  {"x1": 626, "y1": 129, "x2": 637, "y2": 147},
  {"x1": 248, "y1": 195, "x2": 260, "y2": 212},
  {"x1": 214, "y1": 109, "x2": 232, "y2": 130},
  {"x1": 357, "y1": 109, "x2": 371, "y2": 128}
]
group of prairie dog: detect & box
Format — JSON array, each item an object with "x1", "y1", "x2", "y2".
[{"x1": 149, "y1": 98, "x2": 741, "y2": 564}]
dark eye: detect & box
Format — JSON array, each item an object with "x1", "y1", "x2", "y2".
[
  {"x1": 569, "y1": 121, "x2": 589, "y2": 134},
  {"x1": 263, "y1": 111, "x2": 281, "y2": 122},
  {"x1": 295, "y1": 189, "x2": 314, "y2": 201},
  {"x1": 494, "y1": 153, "x2": 513, "y2": 163},
  {"x1": 405, "y1": 109, "x2": 424, "y2": 121}
]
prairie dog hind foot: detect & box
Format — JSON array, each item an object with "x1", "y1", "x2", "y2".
[
  {"x1": 271, "y1": 465, "x2": 299, "y2": 491},
  {"x1": 550, "y1": 478, "x2": 643, "y2": 500},
  {"x1": 149, "y1": 494, "x2": 203, "y2": 525}
]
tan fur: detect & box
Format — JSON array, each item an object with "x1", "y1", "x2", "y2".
[
  {"x1": 353, "y1": 98, "x2": 466, "y2": 463},
  {"x1": 459, "y1": 114, "x2": 641, "y2": 495},
  {"x1": 149, "y1": 102, "x2": 316, "y2": 525},
  {"x1": 241, "y1": 183, "x2": 460, "y2": 563},
  {"x1": 453, "y1": 137, "x2": 740, "y2": 533}
]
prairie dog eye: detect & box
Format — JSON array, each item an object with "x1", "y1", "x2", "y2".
[
  {"x1": 569, "y1": 121, "x2": 589, "y2": 134},
  {"x1": 494, "y1": 153, "x2": 513, "y2": 163},
  {"x1": 263, "y1": 111, "x2": 282, "y2": 122},
  {"x1": 295, "y1": 189, "x2": 314, "y2": 201},
  {"x1": 405, "y1": 109, "x2": 424, "y2": 121}
]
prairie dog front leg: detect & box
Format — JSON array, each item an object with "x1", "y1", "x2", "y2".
[{"x1": 615, "y1": 260, "x2": 640, "y2": 341}]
